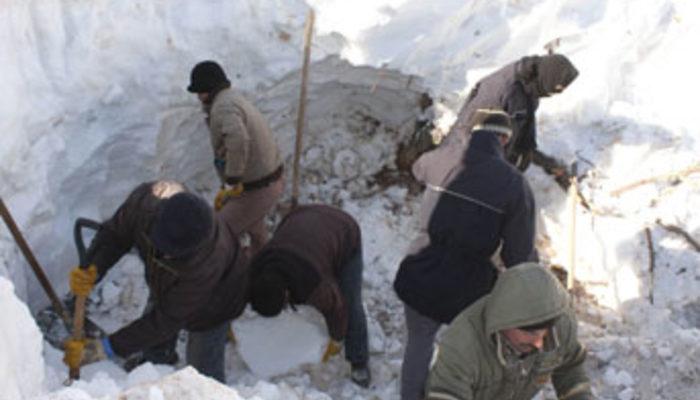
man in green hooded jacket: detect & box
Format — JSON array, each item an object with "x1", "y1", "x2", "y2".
[{"x1": 425, "y1": 263, "x2": 593, "y2": 400}]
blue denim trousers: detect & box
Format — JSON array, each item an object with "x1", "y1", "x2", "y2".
[{"x1": 338, "y1": 248, "x2": 369, "y2": 365}]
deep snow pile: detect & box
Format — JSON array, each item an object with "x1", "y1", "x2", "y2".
[
  {"x1": 1, "y1": 0, "x2": 700, "y2": 399},
  {"x1": 0, "y1": 277, "x2": 44, "y2": 399}
]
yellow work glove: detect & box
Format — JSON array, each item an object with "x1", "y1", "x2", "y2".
[
  {"x1": 214, "y1": 183, "x2": 244, "y2": 211},
  {"x1": 321, "y1": 340, "x2": 342, "y2": 363},
  {"x1": 63, "y1": 338, "x2": 107, "y2": 369},
  {"x1": 69, "y1": 264, "x2": 98, "y2": 297}
]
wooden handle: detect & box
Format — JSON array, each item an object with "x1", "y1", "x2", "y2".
[
  {"x1": 68, "y1": 294, "x2": 88, "y2": 380},
  {"x1": 291, "y1": 9, "x2": 315, "y2": 209},
  {"x1": 0, "y1": 198, "x2": 70, "y2": 325}
]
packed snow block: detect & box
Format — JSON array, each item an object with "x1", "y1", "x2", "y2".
[
  {"x1": 0, "y1": 277, "x2": 45, "y2": 399},
  {"x1": 118, "y1": 367, "x2": 243, "y2": 399},
  {"x1": 236, "y1": 306, "x2": 327, "y2": 378}
]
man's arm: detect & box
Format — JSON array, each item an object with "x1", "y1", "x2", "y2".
[
  {"x1": 107, "y1": 265, "x2": 220, "y2": 357},
  {"x1": 220, "y1": 104, "x2": 250, "y2": 184},
  {"x1": 500, "y1": 177, "x2": 539, "y2": 267},
  {"x1": 503, "y1": 84, "x2": 536, "y2": 169},
  {"x1": 551, "y1": 313, "x2": 594, "y2": 400},
  {"x1": 86, "y1": 183, "x2": 151, "y2": 278},
  {"x1": 425, "y1": 342, "x2": 475, "y2": 400},
  {"x1": 308, "y1": 281, "x2": 348, "y2": 341}
]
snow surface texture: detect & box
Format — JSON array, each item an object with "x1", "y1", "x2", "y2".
[
  {"x1": 0, "y1": 277, "x2": 45, "y2": 399},
  {"x1": 1, "y1": 0, "x2": 699, "y2": 399}
]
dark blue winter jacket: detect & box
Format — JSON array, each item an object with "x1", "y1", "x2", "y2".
[{"x1": 394, "y1": 132, "x2": 538, "y2": 323}]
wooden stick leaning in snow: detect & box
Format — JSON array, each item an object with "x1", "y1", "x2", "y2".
[
  {"x1": 610, "y1": 163, "x2": 700, "y2": 197},
  {"x1": 655, "y1": 219, "x2": 700, "y2": 253},
  {"x1": 567, "y1": 175, "x2": 578, "y2": 290},
  {"x1": 291, "y1": 9, "x2": 315, "y2": 209},
  {"x1": 644, "y1": 227, "x2": 655, "y2": 305},
  {"x1": 0, "y1": 197, "x2": 70, "y2": 325}
]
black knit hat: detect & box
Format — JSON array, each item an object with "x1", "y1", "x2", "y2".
[
  {"x1": 250, "y1": 270, "x2": 288, "y2": 317},
  {"x1": 471, "y1": 108, "x2": 512, "y2": 138},
  {"x1": 150, "y1": 192, "x2": 214, "y2": 258},
  {"x1": 187, "y1": 60, "x2": 230, "y2": 93}
]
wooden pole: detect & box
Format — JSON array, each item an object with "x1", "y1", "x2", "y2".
[
  {"x1": 644, "y1": 227, "x2": 655, "y2": 305},
  {"x1": 291, "y1": 9, "x2": 315, "y2": 209},
  {"x1": 0, "y1": 197, "x2": 70, "y2": 325},
  {"x1": 567, "y1": 174, "x2": 578, "y2": 290}
]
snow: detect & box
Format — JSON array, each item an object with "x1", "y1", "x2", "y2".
[
  {"x1": 0, "y1": 277, "x2": 45, "y2": 399},
  {"x1": 235, "y1": 307, "x2": 327, "y2": 378},
  {"x1": 1, "y1": 0, "x2": 699, "y2": 399}
]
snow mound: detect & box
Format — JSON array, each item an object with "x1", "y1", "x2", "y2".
[
  {"x1": 0, "y1": 277, "x2": 45, "y2": 399},
  {"x1": 236, "y1": 307, "x2": 327, "y2": 378}
]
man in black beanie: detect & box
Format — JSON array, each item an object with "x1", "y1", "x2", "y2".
[
  {"x1": 63, "y1": 181, "x2": 249, "y2": 382},
  {"x1": 395, "y1": 109, "x2": 538, "y2": 400},
  {"x1": 421, "y1": 54, "x2": 578, "y2": 185},
  {"x1": 187, "y1": 60, "x2": 284, "y2": 257}
]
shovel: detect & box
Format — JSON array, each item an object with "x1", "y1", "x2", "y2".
[
  {"x1": 0, "y1": 198, "x2": 105, "y2": 349},
  {"x1": 67, "y1": 217, "x2": 103, "y2": 380}
]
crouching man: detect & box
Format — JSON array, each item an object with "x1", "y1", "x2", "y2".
[
  {"x1": 63, "y1": 181, "x2": 249, "y2": 382},
  {"x1": 425, "y1": 263, "x2": 593, "y2": 400},
  {"x1": 249, "y1": 204, "x2": 371, "y2": 388}
]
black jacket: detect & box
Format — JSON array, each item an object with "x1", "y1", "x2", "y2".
[{"x1": 394, "y1": 133, "x2": 538, "y2": 323}]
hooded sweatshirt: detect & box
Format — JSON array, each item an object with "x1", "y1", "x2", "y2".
[
  {"x1": 425, "y1": 263, "x2": 593, "y2": 400},
  {"x1": 433, "y1": 54, "x2": 578, "y2": 171}
]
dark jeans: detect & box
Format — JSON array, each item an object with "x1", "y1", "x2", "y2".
[
  {"x1": 338, "y1": 248, "x2": 369, "y2": 365},
  {"x1": 186, "y1": 321, "x2": 230, "y2": 383},
  {"x1": 401, "y1": 304, "x2": 441, "y2": 400},
  {"x1": 137, "y1": 298, "x2": 230, "y2": 382}
]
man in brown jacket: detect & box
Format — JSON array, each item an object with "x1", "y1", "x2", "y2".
[
  {"x1": 248, "y1": 205, "x2": 371, "y2": 388},
  {"x1": 427, "y1": 54, "x2": 578, "y2": 183},
  {"x1": 63, "y1": 181, "x2": 249, "y2": 382},
  {"x1": 188, "y1": 60, "x2": 284, "y2": 256}
]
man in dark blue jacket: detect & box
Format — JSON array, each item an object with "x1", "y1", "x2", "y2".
[{"x1": 393, "y1": 109, "x2": 538, "y2": 400}]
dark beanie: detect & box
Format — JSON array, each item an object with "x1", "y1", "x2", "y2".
[
  {"x1": 471, "y1": 108, "x2": 512, "y2": 138},
  {"x1": 150, "y1": 192, "x2": 214, "y2": 258},
  {"x1": 187, "y1": 60, "x2": 230, "y2": 93},
  {"x1": 536, "y1": 54, "x2": 579, "y2": 96},
  {"x1": 250, "y1": 269, "x2": 288, "y2": 317}
]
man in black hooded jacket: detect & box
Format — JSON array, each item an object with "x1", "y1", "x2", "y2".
[
  {"x1": 423, "y1": 54, "x2": 578, "y2": 182},
  {"x1": 394, "y1": 109, "x2": 538, "y2": 400}
]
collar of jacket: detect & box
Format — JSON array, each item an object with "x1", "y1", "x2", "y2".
[
  {"x1": 202, "y1": 83, "x2": 232, "y2": 114},
  {"x1": 465, "y1": 132, "x2": 506, "y2": 160}
]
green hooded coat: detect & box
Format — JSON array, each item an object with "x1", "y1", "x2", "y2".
[{"x1": 425, "y1": 263, "x2": 593, "y2": 400}]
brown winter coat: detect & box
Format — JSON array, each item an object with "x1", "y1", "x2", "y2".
[
  {"x1": 250, "y1": 205, "x2": 361, "y2": 340},
  {"x1": 86, "y1": 181, "x2": 249, "y2": 357},
  {"x1": 207, "y1": 87, "x2": 281, "y2": 185}
]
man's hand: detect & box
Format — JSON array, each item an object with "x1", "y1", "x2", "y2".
[
  {"x1": 69, "y1": 265, "x2": 98, "y2": 297},
  {"x1": 63, "y1": 338, "x2": 108, "y2": 369},
  {"x1": 321, "y1": 340, "x2": 342, "y2": 363},
  {"x1": 214, "y1": 183, "x2": 244, "y2": 211}
]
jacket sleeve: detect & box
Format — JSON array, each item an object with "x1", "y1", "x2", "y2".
[
  {"x1": 503, "y1": 84, "x2": 536, "y2": 154},
  {"x1": 108, "y1": 263, "x2": 221, "y2": 357},
  {"x1": 86, "y1": 184, "x2": 148, "y2": 278},
  {"x1": 425, "y1": 342, "x2": 475, "y2": 400},
  {"x1": 552, "y1": 312, "x2": 594, "y2": 400},
  {"x1": 220, "y1": 103, "x2": 250, "y2": 182},
  {"x1": 308, "y1": 281, "x2": 348, "y2": 341},
  {"x1": 500, "y1": 176, "x2": 539, "y2": 267}
]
